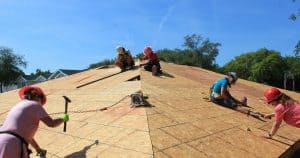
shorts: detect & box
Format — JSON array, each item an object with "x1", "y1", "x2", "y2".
[{"x1": 210, "y1": 95, "x2": 238, "y2": 109}]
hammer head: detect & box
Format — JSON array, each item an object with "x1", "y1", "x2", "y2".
[{"x1": 63, "y1": 96, "x2": 71, "y2": 103}]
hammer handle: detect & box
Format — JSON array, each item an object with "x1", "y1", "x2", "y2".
[{"x1": 63, "y1": 102, "x2": 68, "y2": 132}]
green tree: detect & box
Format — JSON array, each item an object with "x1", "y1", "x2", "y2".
[
  {"x1": 283, "y1": 56, "x2": 300, "y2": 90},
  {"x1": 30, "y1": 69, "x2": 52, "y2": 78},
  {"x1": 223, "y1": 48, "x2": 286, "y2": 87},
  {"x1": 295, "y1": 41, "x2": 300, "y2": 57},
  {"x1": 88, "y1": 58, "x2": 115, "y2": 69},
  {"x1": 183, "y1": 34, "x2": 221, "y2": 69},
  {"x1": 0, "y1": 47, "x2": 27, "y2": 93}
]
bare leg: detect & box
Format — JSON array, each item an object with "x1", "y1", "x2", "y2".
[{"x1": 235, "y1": 106, "x2": 264, "y2": 118}]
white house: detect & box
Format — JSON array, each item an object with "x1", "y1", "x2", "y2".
[{"x1": 48, "y1": 69, "x2": 83, "y2": 80}]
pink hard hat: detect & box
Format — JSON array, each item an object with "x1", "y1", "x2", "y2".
[{"x1": 143, "y1": 46, "x2": 153, "y2": 55}]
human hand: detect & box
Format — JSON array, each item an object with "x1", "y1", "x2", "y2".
[
  {"x1": 262, "y1": 133, "x2": 272, "y2": 139},
  {"x1": 264, "y1": 114, "x2": 273, "y2": 119},
  {"x1": 60, "y1": 114, "x2": 69, "y2": 122},
  {"x1": 36, "y1": 148, "x2": 47, "y2": 157}
]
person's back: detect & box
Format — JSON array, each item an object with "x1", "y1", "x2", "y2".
[
  {"x1": 212, "y1": 78, "x2": 229, "y2": 96},
  {"x1": 0, "y1": 100, "x2": 48, "y2": 141},
  {"x1": 275, "y1": 102, "x2": 300, "y2": 128}
]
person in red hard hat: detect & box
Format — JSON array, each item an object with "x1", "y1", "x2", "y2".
[
  {"x1": 262, "y1": 87, "x2": 300, "y2": 139},
  {"x1": 139, "y1": 46, "x2": 162, "y2": 76},
  {"x1": 0, "y1": 86, "x2": 69, "y2": 158}
]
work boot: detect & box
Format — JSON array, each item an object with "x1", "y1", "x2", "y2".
[{"x1": 152, "y1": 65, "x2": 158, "y2": 76}]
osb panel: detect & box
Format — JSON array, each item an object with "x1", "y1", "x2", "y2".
[
  {"x1": 162, "y1": 144, "x2": 207, "y2": 158},
  {"x1": 1, "y1": 62, "x2": 300, "y2": 157},
  {"x1": 114, "y1": 130, "x2": 153, "y2": 154},
  {"x1": 143, "y1": 62, "x2": 300, "y2": 158},
  {"x1": 153, "y1": 151, "x2": 169, "y2": 158},
  {"x1": 188, "y1": 135, "x2": 256, "y2": 158},
  {"x1": 147, "y1": 114, "x2": 178, "y2": 130},
  {"x1": 192, "y1": 118, "x2": 235, "y2": 134},
  {"x1": 161, "y1": 123, "x2": 210, "y2": 143},
  {"x1": 150, "y1": 129, "x2": 181, "y2": 151},
  {"x1": 97, "y1": 146, "x2": 153, "y2": 158},
  {"x1": 216, "y1": 128, "x2": 286, "y2": 158}
]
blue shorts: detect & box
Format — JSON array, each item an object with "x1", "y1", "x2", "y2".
[{"x1": 210, "y1": 96, "x2": 237, "y2": 109}]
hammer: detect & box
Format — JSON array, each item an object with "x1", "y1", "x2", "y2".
[{"x1": 62, "y1": 96, "x2": 71, "y2": 132}]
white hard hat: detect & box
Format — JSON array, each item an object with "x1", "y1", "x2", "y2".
[{"x1": 227, "y1": 72, "x2": 238, "y2": 81}]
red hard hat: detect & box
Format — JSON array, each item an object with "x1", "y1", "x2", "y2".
[
  {"x1": 143, "y1": 46, "x2": 153, "y2": 55},
  {"x1": 18, "y1": 86, "x2": 47, "y2": 105},
  {"x1": 264, "y1": 87, "x2": 282, "y2": 103}
]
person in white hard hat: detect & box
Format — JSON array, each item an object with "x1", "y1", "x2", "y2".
[
  {"x1": 210, "y1": 72, "x2": 263, "y2": 118},
  {"x1": 115, "y1": 46, "x2": 135, "y2": 72}
]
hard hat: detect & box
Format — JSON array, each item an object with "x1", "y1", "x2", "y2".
[
  {"x1": 143, "y1": 46, "x2": 153, "y2": 56},
  {"x1": 18, "y1": 86, "x2": 47, "y2": 105},
  {"x1": 227, "y1": 72, "x2": 238, "y2": 82},
  {"x1": 116, "y1": 46, "x2": 125, "y2": 55},
  {"x1": 264, "y1": 87, "x2": 282, "y2": 103}
]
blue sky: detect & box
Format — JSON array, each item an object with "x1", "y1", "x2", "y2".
[{"x1": 0, "y1": 0, "x2": 299, "y2": 74}]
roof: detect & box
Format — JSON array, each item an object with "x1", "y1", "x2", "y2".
[
  {"x1": 48, "y1": 69, "x2": 83, "y2": 80},
  {"x1": 59, "y1": 69, "x2": 83, "y2": 75},
  {"x1": 0, "y1": 62, "x2": 300, "y2": 157},
  {"x1": 22, "y1": 75, "x2": 37, "y2": 80}
]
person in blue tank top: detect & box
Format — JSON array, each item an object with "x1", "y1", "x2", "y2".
[{"x1": 210, "y1": 72, "x2": 264, "y2": 118}]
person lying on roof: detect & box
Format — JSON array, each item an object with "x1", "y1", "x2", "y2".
[
  {"x1": 0, "y1": 86, "x2": 69, "y2": 158},
  {"x1": 139, "y1": 46, "x2": 162, "y2": 76},
  {"x1": 262, "y1": 87, "x2": 300, "y2": 139},
  {"x1": 210, "y1": 72, "x2": 263, "y2": 118},
  {"x1": 115, "y1": 46, "x2": 135, "y2": 72}
]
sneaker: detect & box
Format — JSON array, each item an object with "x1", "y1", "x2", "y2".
[{"x1": 152, "y1": 65, "x2": 158, "y2": 76}]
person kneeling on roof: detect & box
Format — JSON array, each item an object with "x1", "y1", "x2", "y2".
[
  {"x1": 210, "y1": 72, "x2": 262, "y2": 117},
  {"x1": 139, "y1": 46, "x2": 162, "y2": 76},
  {"x1": 0, "y1": 86, "x2": 69, "y2": 158},
  {"x1": 115, "y1": 46, "x2": 135, "y2": 72},
  {"x1": 262, "y1": 87, "x2": 300, "y2": 139}
]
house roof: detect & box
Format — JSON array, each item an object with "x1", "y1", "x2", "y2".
[
  {"x1": 23, "y1": 75, "x2": 37, "y2": 80},
  {"x1": 59, "y1": 69, "x2": 83, "y2": 75},
  {"x1": 0, "y1": 62, "x2": 300, "y2": 157}
]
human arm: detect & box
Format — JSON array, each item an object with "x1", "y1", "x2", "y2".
[
  {"x1": 264, "y1": 113, "x2": 275, "y2": 119},
  {"x1": 220, "y1": 87, "x2": 231, "y2": 100},
  {"x1": 40, "y1": 114, "x2": 69, "y2": 128},
  {"x1": 264, "y1": 119, "x2": 282, "y2": 139},
  {"x1": 29, "y1": 138, "x2": 47, "y2": 156}
]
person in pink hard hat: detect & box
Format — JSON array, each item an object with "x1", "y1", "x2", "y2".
[
  {"x1": 0, "y1": 86, "x2": 69, "y2": 158},
  {"x1": 263, "y1": 87, "x2": 300, "y2": 139},
  {"x1": 139, "y1": 46, "x2": 162, "y2": 76}
]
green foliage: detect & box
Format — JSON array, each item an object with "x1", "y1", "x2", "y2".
[
  {"x1": 30, "y1": 69, "x2": 52, "y2": 78},
  {"x1": 284, "y1": 56, "x2": 300, "y2": 76},
  {"x1": 0, "y1": 47, "x2": 27, "y2": 93},
  {"x1": 88, "y1": 58, "x2": 115, "y2": 69},
  {"x1": 222, "y1": 48, "x2": 300, "y2": 89},
  {"x1": 295, "y1": 41, "x2": 300, "y2": 57},
  {"x1": 156, "y1": 34, "x2": 221, "y2": 71}
]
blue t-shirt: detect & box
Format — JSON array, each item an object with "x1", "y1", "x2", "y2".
[{"x1": 212, "y1": 78, "x2": 229, "y2": 94}]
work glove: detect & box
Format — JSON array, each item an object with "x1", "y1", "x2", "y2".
[
  {"x1": 60, "y1": 113, "x2": 69, "y2": 122},
  {"x1": 36, "y1": 148, "x2": 47, "y2": 157}
]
